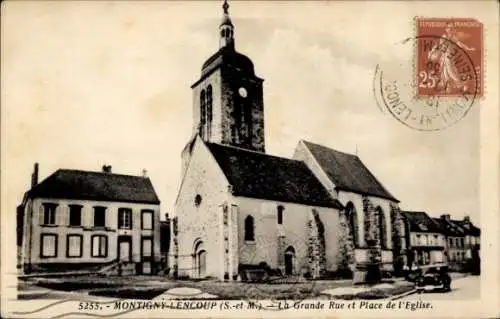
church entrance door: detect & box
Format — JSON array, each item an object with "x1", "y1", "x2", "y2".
[
  {"x1": 284, "y1": 246, "x2": 295, "y2": 276},
  {"x1": 198, "y1": 250, "x2": 206, "y2": 277},
  {"x1": 193, "y1": 239, "x2": 207, "y2": 278}
]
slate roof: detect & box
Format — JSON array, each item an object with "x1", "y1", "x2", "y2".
[
  {"x1": 302, "y1": 140, "x2": 398, "y2": 202},
  {"x1": 454, "y1": 220, "x2": 481, "y2": 236},
  {"x1": 28, "y1": 169, "x2": 160, "y2": 204},
  {"x1": 206, "y1": 143, "x2": 343, "y2": 209},
  {"x1": 401, "y1": 211, "x2": 442, "y2": 233},
  {"x1": 200, "y1": 46, "x2": 255, "y2": 78},
  {"x1": 432, "y1": 217, "x2": 464, "y2": 236}
]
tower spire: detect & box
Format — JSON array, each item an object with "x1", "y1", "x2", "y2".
[{"x1": 219, "y1": 0, "x2": 234, "y2": 48}]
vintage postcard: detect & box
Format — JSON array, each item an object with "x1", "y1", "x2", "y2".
[{"x1": 1, "y1": 1, "x2": 499, "y2": 318}]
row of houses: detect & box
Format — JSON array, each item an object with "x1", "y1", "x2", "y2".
[
  {"x1": 16, "y1": 163, "x2": 480, "y2": 276},
  {"x1": 401, "y1": 211, "x2": 481, "y2": 272}
]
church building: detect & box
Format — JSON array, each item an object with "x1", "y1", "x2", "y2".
[{"x1": 171, "y1": 1, "x2": 405, "y2": 282}]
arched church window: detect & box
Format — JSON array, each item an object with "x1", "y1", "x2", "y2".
[
  {"x1": 277, "y1": 205, "x2": 284, "y2": 225},
  {"x1": 206, "y1": 85, "x2": 213, "y2": 138},
  {"x1": 346, "y1": 202, "x2": 358, "y2": 247},
  {"x1": 200, "y1": 90, "x2": 206, "y2": 138},
  {"x1": 244, "y1": 215, "x2": 254, "y2": 241},
  {"x1": 221, "y1": 29, "x2": 225, "y2": 37},
  {"x1": 377, "y1": 207, "x2": 387, "y2": 249}
]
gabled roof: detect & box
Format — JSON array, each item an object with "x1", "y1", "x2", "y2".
[
  {"x1": 206, "y1": 143, "x2": 343, "y2": 209},
  {"x1": 432, "y1": 217, "x2": 464, "y2": 236},
  {"x1": 402, "y1": 211, "x2": 442, "y2": 233},
  {"x1": 301, "y1": 140, "x2": 398, "y2": 202},
  {"x1": 28, "y1": 169, "x2": 160, "y2": 204},
  {"x1": 454, "y1": 220, "x2": 481, "y2": 236}
]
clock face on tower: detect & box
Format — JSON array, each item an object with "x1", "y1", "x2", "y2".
[{"x1": 238, "y1": 87, "x2": 248, "y2": 98}]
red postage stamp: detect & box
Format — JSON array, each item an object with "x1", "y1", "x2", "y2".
[{"x1": 415, "y1": 18, "x2": 483, "y2": 98}]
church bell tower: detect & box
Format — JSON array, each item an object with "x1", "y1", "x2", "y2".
[{"x1": 190, "y1": 0, "x2": 265, "y2": 152}]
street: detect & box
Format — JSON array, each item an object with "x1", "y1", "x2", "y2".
[{"x1": 399, "y1": 275, "x2": 480, "y2": 301}]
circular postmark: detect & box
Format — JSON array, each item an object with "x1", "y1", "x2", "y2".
[
  {"x1": 238, "y1": 228, "x2": 317, "y2": 310},
  {"x1": 373, "y1": 35, "x2": 479, "y2": 131}
]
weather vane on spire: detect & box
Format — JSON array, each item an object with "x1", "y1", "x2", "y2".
[{"x1": 219, "y1": 0, "x2": 234, "y2": 48}]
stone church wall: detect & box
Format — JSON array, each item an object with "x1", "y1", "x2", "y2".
[
  {"x1": 292, "y1": 141, "x2": 337, "y2": 195},
  {"x1": 235, "y1": 197, "x2": 340, "y2": 276},
  {"x1": 337, "y1": 191, "x2": 366, "y2": 247},
  {"x1": 173, "y1": 137, "x2": 231, "y2": 278},
  {"x1": 220, "y1": 68, "x2": 265, "y2": 152},
  {"x1": 315, "y1": 209, "x2": 342, "y2": 273},
  {"x1": 367, "y1": 196, "x2": 394, "y2": 250}
]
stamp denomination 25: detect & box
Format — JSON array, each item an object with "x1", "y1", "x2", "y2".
[
  {"x1": 416, "y1": 18, "x2": 483, "y2": 98},
  {"x1": 373, "y1": 17, "x2": 483, "y2": 131}
]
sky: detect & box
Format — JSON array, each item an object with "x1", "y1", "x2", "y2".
[{"x1": 2, "y1": 1, "x2": 488, "y2": 225}]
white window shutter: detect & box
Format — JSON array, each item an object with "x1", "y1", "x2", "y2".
[
  {"x1": 92, "y1": 236, "x2": 99, "y2": 256},
  {"x1": 142, "y1": 239, "x2": 152, "y2": 257}
]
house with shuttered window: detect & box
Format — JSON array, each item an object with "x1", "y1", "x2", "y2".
[{"x1": 18, "y1": 164, "x2": 161, "y2": 275}]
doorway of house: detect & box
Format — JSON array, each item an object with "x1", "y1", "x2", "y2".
[
  {"x1": 284, "y1": 246, "x2": 295, "y2": 276},
  {"x1": 118, "y1": 236, "x2": 132, "y2": 262},
  {"x1": 141, "y1": 237, "x2": 153, "y2": 275}
]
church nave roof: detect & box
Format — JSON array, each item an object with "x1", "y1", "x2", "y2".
[
  {"x1": 302, "y1": 140, "x2": 398, "y2": 202},
  {"x1": 206, "y1": 143, "x2": 343, "y2": 209}
]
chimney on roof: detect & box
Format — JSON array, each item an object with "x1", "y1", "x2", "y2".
[
  {"x1": 441, "y1": 214, "x2": 451, "y2": 221},
  {"x1": 31, "y1": 163, "x2": 39, "y2": 188},
  {"x1": 102, "y1": 165, "x2": 112, "y2": 173},
  {"x1": 142, "y1": 169, "x2": 148, "y2": 178},
  {"x1": 463, "y1": 215, "x2": 470, "y2": 223}
]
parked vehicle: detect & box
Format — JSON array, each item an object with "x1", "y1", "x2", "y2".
[
  {"x1": 403, "y1": 264, "x2": 422, "y2": 282},
  {"x1": 415, "y1": 263, "x2": 452, "y2": 293}
]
